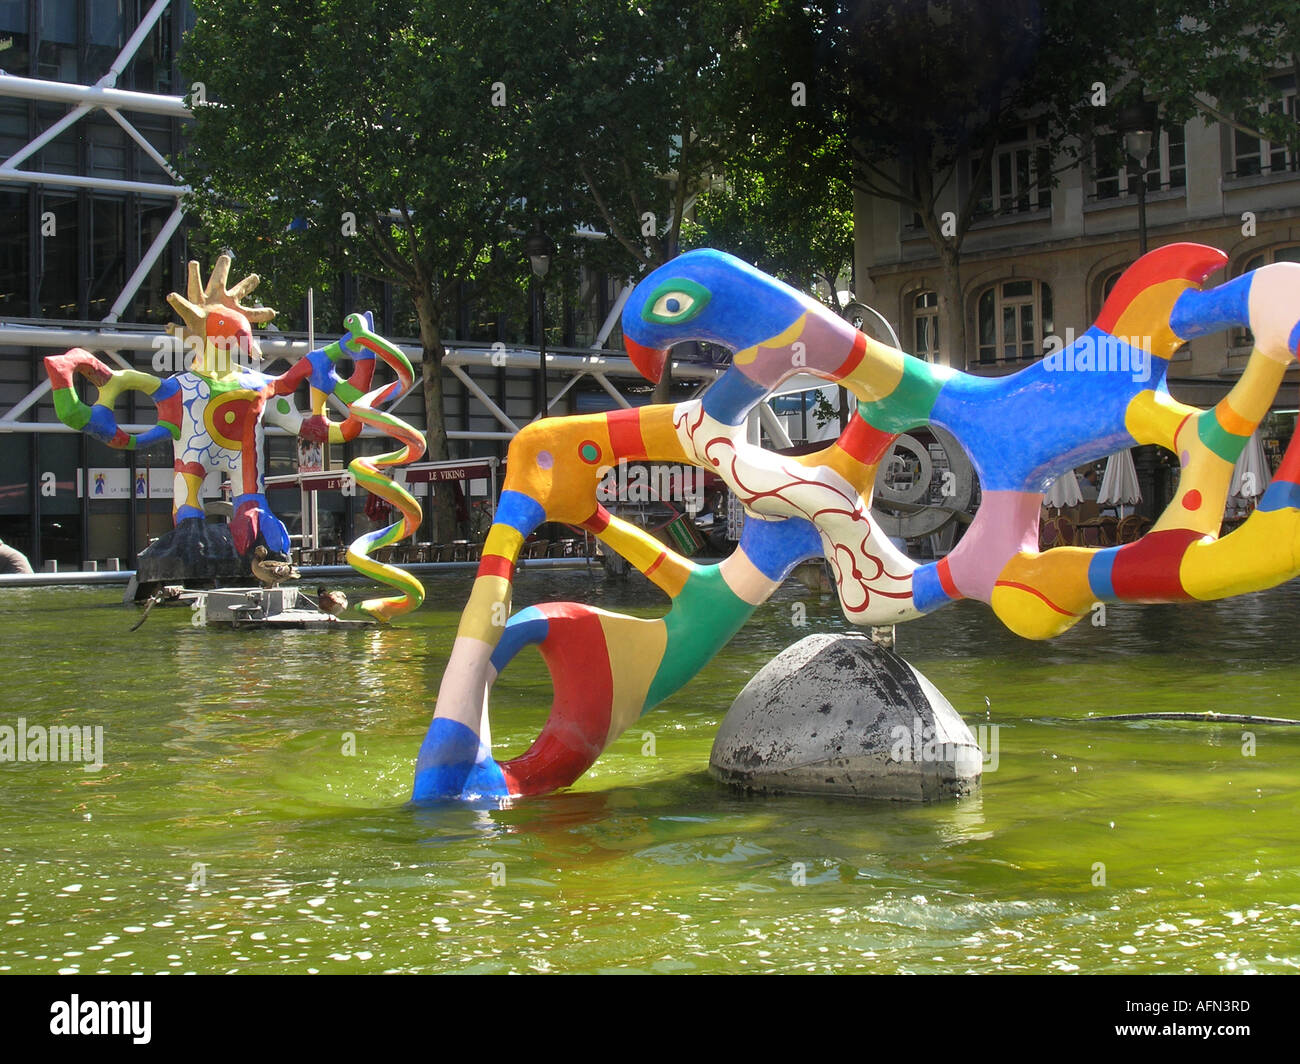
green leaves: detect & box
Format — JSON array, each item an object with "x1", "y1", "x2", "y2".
[
  {"x1": 181, "y1": 0, "x2": 535, "y2": 336},
  {"x1": 495, "y1": 0, "x2": 771, "y2": 273},
  {"x1": 686, "y1": 148, "x2": 853, "y2": 310}
]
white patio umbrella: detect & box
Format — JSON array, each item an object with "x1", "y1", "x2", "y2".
[
  {"x1": 1044, "y1": 470, "x2": 1083, "y2": 509},
  {"x1": 1098, "y1": 449, "x2": 1142, "y2": 516},
  {"x1": 1229, "y1": 431, "x2": 1271, "y2": 506}
]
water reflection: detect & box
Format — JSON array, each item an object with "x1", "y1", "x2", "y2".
[{"x1": 1, "y1": 577, "x2": 1298, "y2": 973}]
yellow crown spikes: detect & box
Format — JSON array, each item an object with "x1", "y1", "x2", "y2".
[{"x1": 165, "y1": 254, "x2": 277, "y2": 341}]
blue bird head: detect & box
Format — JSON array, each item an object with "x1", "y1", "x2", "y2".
[{"x1": 621, "y1": 249, "x2": 811, "y2": 382}]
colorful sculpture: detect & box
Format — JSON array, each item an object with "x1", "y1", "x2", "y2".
[
  {"x1": 416, "y1": 242, "x2": 1300, "y2": 801},
  {"x1": 44, "y1": 256, "x2": 425, "y2": 620}
]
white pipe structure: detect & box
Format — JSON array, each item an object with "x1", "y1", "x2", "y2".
[
  {"x1": 104, "y1": 107, "x2": 182, "y2": 180},
  {"x1": 0, "y1": 323, "x2": 723, "y2": 435},
  {"x1": 0, "y1": 73, "x2": 191, "y2": 118},
  {"x1": 0, "y1": 7, "x2": 193, "y2": 333},
  {"x1": 592, "y1": 372, "x2": 633, "y2": 409},
  {"x1": 545, "y1": 370, "x2": 586, "y2": 412},
  {"x1": 758, "y1": 401, "x2": 795, "y2": 450},
  {"x1": 590, "y1": 283, "x2": 634, "y2": 350},
  {"x1": 1, "y1": 103, "x2": 93, "y2": 171},
  {"x1": 0, "y1": 323, "x2": 724, "y2": 378},
  {"x1": 1, "y1": 0, "x2": 180, "y2": 175},
  {"x1": 2, "y1": 379, "x2": 51, "y2": 424},
  {"x1": 447, "y1": 364, "x2": 521, "y2": 434},
  {"x1": 0, "y1": 170, "x2": 187, "y2": 196}
]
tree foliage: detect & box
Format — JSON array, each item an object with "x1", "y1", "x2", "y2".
[
  {"x1": 754, "y1": 0, "x2": 1300, "y2": 365},
  {"x1": 181, "y1": 0, "x2": 562, "y2": 535},
  {"x1": 683, "y1": 149, "x2": 854, "y2": 312},
  {"x1": 1097, "y1": 0, "x2": 1300, "y2": 151},
  {"x1": 498, "y1": 0, "x2": 771, "y2": 276},
  {"x1": 183, "y1": 1, "x2": 536, "y2": 326}
]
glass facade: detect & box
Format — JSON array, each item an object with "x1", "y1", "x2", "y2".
[
  {"x1": 2, "y1": 1, "x2": 179, "y2": 86},
  {"x1": 1, "y1": 2, "x2": 190, "y2": 568},
  {"x1": 1, "y1": 1, "x2": 630, "y2": 570}
]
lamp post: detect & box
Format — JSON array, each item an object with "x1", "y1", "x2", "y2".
[
  {"x1": 527, "y1": 230, "x2": 553, "y2": 419},
  {"x1": 1118, "y1": 101, "x2": 1157, "y2": 255}
]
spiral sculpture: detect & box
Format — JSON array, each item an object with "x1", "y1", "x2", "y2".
[{"x1": 338, "y1": 313, "x2": 427, "y2": 621}]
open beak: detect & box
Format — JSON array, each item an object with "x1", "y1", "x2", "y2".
[{"x1": 624, "y1": 335, "x2": 669, "y2": 383}]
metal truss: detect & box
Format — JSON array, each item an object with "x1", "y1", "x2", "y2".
[
  {"x1": 0, "y1": 323, "x2": 722, "y2": 439},
  {"x1": 0, "y1": 2, "x2": 742, "y2": 446},
  {"x1": 0, "y1": 0, "x2": 189, "y2": 330}
]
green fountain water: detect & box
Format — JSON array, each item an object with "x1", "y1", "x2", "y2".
[{"x1": 1, "y1": 571, "x2": 1297, "y2": 973}]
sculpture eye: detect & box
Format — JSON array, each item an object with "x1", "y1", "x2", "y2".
[{"x1": 643, "y1": 279, "x2": 710, "y2": 325}]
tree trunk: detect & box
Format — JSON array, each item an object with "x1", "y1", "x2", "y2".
[
  {"x1": 415, "y1": 292, "x2": 458, "y2": 543},
  {"x1": 938, "y1": 243, "x2": 965, "y2": 369}
]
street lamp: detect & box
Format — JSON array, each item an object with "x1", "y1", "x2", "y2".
[
  {"x1": 1117, "y1": 100, "x2": 1158, "y2": 255},
  {"x1": 527, "y1": 230, "x2": 553, "y2": 418}
]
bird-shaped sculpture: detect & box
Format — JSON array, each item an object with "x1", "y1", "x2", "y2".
[
  {"x1": 316, "y1": 587, "x2": 348, "y2": 616},
  {"x1": 251, "y1": 545, "x2": 300, "y2": 587}
]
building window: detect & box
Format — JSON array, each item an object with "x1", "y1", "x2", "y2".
[
  {"x1": 971, "y1": 120, "x2": 1052, "y2": 218},
  {"x1": 976, "y1": 279, "x2": 1052, "y2": 365},
  {"x1": 37, "y1": 193, "x2": 80, "y2": 319},
  {"x1": 1230, "y1": 86, "x2": 1298, "y2": 178},
  {"x1": 1092, "y1": 123, "x2": 1186, "y2": 200},
  {"x1": 86, "y1": 1, "x2": 126, "y2": 85},
  {"x1": 912, "y1": 291, "x2": 939, "y2": 362},
  {"x1": 0, "y1": 0, "x2": 30, "y2": 76},
  {"x1": 1237, "y1": 245, "x2": 1300, "y2": 346},
  {"x1": 1101, "y1": 268, "x2": 1124, "y2": 305},
  {"x1": 36, "y1": 0, "x2": 76, "y2": 81}
]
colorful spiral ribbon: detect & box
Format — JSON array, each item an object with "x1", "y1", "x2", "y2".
[{"x1": 337, "y1": 313, "x2": 427, "y2": 621}]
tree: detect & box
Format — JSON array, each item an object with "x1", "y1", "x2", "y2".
[
  {"x1": 501, "y1": 0, "x2": 771, "y2": 398},
  {"x1": 683, "y1": 138, "x2": 854, "y2": 314},
  {"x1": 770, "y1": 0, "x2": 1300, "y2": 367},
  {"x1": 778, "y1": 0, "x2": 1112, "y2": 367},
  {"x1": 1097, "y1": 0, "x2": 1300, "y2": 160},
  {"x1": 685, "y1": 0, "x2": 855, "y2": 313},
  {"x1": 180, "y1": 0, "x2": 548, "y2": 539},
  {"x1": 682, "y1": 132, "x2": 854, "y2": 427}
]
